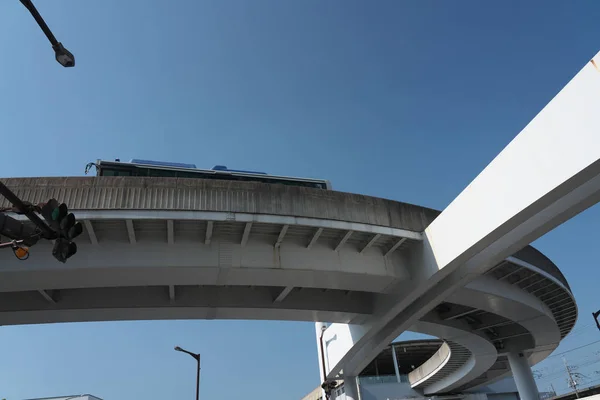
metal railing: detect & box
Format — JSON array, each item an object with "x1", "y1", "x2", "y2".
[{"x1": 358, "y1": 374, "x2": 409, "y2": 385}]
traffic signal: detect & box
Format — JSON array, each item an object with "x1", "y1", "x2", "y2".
[
  {"x1": 61, "y1": 212, "x2": 83, "y2": 240},
  {"x1": 52, "y1": 238, "x2": 77, "y2": 263},
  {"x1": 41, "y1": 198, "x2": 83, "y2": 262},
  {"x1": 41, "y1": 199, "x2": 83, "y2": 240},
  {"x1": 41, "y1": 199, "x2": 62, "y2": 231}
]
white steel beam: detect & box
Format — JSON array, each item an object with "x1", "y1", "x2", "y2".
[
  {"x1": 476, "y1": 320, "x2": 515, "y2": 331},
  {"x1": 274, "y1": 286, "x2": 294, "y2": 302},
  {"x1": 499, "y1": 266, "x2": 523, "y2": 281},
  {"x1": 328, "y1": 50, "x2": 600, "y2": 381},
  {"x1": 167, "y1": 220, "x2": 174, "y2": 245},
  {"x1": 83, "y1": 220, "x2": 98, "y2": 245},
  {"x1": 275, "y1": 225, "x2": 289, "y2": 248},
  {"x1": 385, "y1": 238, "x2": 406, "y2": 257},
  {"x1": 335, "y1": 230, "x2": 353, "y2": 252},
  {"x1": 241, "y1": 222, "x2": 252, "y2": 247},
  {"x1": 125, "y1": 219, "x2": 136, "y2": 244},
  {"x1": 360, "y1": 233, "x2": 381, "y2": 254},
  {"x1": 442, "y1": 308, "x2": 479, "y2": 321},
  {"x1": 307, "y1": 228, "x2": 323, "y2": 249},
  {"x1": 492, "y1": 332, "x2": 530, "y2": 341},
  {"x1": 38, "y1": 290, "x2": 56, "y2": 304},
  {"x1": 205, "y1": 221, "x2": 213, "y2": 245}
]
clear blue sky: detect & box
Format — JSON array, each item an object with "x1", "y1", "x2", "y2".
[{"x1": 1, "y1": 0, "x2": 599, "y2": 399}]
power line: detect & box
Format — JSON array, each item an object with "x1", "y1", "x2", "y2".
[
  {"x1": 534, "y1": 345, "x2": 600, "y2": 397},
  {"x1": 547, "y1": 340, "x2": 600, "y2": 359},
  {"x1": 565, "y1": 323, "x2": 595, "y2": 339},
  {"x1": 538, "y1": 354, "x2": 600, "y2": 376},
  {"x1": 569, "y1": 323, "x2": 594, "y2": 334}
]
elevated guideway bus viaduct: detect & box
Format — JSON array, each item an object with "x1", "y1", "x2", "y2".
[{"x1": 1, "y1": 51, "x2": 599, "y2": 400}]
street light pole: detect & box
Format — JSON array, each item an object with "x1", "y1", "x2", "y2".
[
  {"x1": 175, "y1": 346, "x2": 201, "y2": 400},
  {"x1": 19, "y1": 0, "x2": 75, "y2": 67}
]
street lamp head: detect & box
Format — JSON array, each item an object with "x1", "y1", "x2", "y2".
[
  {"x1": 52, "y1": 42, "x2": 75, "y2": 68},
  {"x1": 174, "y1": 346, "x2": 183, "y2": 352}
]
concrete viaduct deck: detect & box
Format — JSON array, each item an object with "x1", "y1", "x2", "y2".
[
  {"x1": 0, "y1": 177, "x2": 577, "y2": 396},
  {"x1": 3, "y1": 48, "x2": 600, "y2": 400}
]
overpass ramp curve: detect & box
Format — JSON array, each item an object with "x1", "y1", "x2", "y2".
[{"x1": 0, "y1": 177, "x2": 577, "y2": 395}]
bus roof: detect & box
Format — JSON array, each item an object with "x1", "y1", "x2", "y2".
[
  {"x1": 129, "y1": 159, "x2": 197, "y2": 169},
  {"x1": 96, "y1": 159, "x2": 331, "y2": 187}
]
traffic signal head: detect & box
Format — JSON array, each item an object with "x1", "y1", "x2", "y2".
[
  {"x1": 41, "y1": 199, "x2": 83, "y2": 262},
  {"x1": 41, "y1": 199, "x2": 82, "y2": 240},
  {"x1": 60, "y1": 213, "x2": 83, "y2": 240},
  {"x1": 41, "y1": 199, "x2": 60, "y2": 229},
  {"x1": 54, "y1": 203, "x2": 68, "y2": 222},
  {"x1": 52, "y1": 238, "x2": 77, "y2": 263}
]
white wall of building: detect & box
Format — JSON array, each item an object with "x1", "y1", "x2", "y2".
[{"x1": 321, "y1": 323, "x2": 368, "y2": 376}]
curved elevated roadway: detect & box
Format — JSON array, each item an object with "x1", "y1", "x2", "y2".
[
  {"x1": 0, "y1": 176, "x2": 577, "y2": 396},
  {"x1": 2, "y1": 49, "x2": 598, "y2": 400}
]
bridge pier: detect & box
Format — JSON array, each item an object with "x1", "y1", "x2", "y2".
[
  {"x1": 507, "y1": 351, "x2": 539, "y2": 400},
  {"x1": 343, "y1": 376, "x2": 360, "y2": 400}
]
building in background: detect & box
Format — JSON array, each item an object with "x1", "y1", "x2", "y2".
[{"x1": 303, "y1": 339, "x2": 521, "y2": 400}]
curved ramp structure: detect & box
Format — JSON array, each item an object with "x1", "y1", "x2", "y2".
[
  {"x1": 3, "y1": 48, "x2": 600, "y2": 400},
  {"x1": 318, "y1": 50, "x2": 600, "y2": 400},
  {"x1": 0, "y1": 176, "x2": 577, "y2": 398},
  {"x1": 0, "y1": 176, "x2": 431, "y2": 324}
]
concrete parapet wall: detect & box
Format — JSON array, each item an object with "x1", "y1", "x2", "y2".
[
  {"x1": 408, "y1": 342, "x2": 451, "y2": 386},
  {"x1": 0, "y1": 177, "x2": 440, "y2": 232}
]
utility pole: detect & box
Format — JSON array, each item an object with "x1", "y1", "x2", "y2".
[{"x1": 564, "y1": 357, "x2": 581, "y2": 398}]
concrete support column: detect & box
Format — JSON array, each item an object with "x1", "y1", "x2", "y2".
[
  {"x1": 507, "y1": 351, "x2": 539, "y2": 400},
  {"x1": 391, "y1": 345, "x2": 401, "y2": 383},
  {"x1": 344, "y1": 376, "x2": 360, "y2": 400}
]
